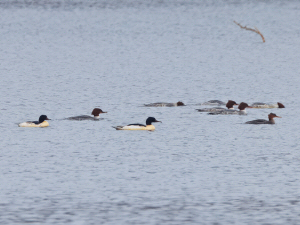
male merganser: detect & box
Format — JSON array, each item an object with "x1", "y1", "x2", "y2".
[
  {"x1": 197, "y1": 100, "x2": 238, "y2": 112},
  {"x1": 144, "y1": 101, "x2": 185, "y2": 107},
  {"x1": 201, "y1": 100, "x2": 226, "y2": 106},
  {"x1": 251, "y1": 102, "x2": 285, "y2": 108},
  {"x1": 209, "y1": 102, "x2": 251, "y2": 115},
  {"x1": 67, "y1": 108, "x2": 107, "y2": 120},
  {"x1": 113, "y1": 117, "x2": 161, "y2": 130},
  {"x1": 245, "y1": 113, "x2": 281, "y2": 124},
  {"x1": 18, "y1": 115, "x2": 50, "y2": 127}
]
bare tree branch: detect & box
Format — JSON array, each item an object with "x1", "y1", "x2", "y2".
[{"x1": 234, "y1": 21, "x2": 265, "y2": 43}]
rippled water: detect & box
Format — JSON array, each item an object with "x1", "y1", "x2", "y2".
[{"x1": 1, "y1": 0, "x2": 300, "y2": 224}]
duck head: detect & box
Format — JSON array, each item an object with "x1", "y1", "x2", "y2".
[
  {"x1": 226, "y1": 100, "x2": 238, "y2": 109},
  {"x1": 238, "y1": 102, "x2": 252, "y2": 110},
  {"x1": 39, "y1": 115, "x2": 50, "y2": 123},
  {"x1": 268, "y1": 113, "x2": 281, "y2": 120},
  {"x1": 91, "y1": 108, "x2": 107, "y2": 117},
  {"x1": 146, "y1": 117, "x2": 161, "y2": 125},
  {"x1": 177, "y1": 101, "x2": 185, "y2": 106}
]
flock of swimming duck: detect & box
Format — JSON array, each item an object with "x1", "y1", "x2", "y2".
[{"x1": 18, "y1": 100, "x2": 284, "y2": 130}]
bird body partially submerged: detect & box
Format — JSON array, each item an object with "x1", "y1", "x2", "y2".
[
  {"x1": 209, "y1": 102, "x2": 251, "y2": 115},
  {"x1": 245, "y1": 113, "x2": 281, "y2": 124},
  {"x1": 113, "y1": 117, "x2": 161, "y2": 131},
  {"x1": 18, "y1": 115, "x2": 50, "y2": 127},
  {"x1": 197, "y1": 100, "x2": 238, "y2": 112},
  {"x1": 144, "y1": 101, "x2": 185, "y2": 107},
  {"x1": 251, "y1": 102, "x2": 285, "y2": 108},
  {"x1": 67, "y1": 108, "x2": 107, "y2": 120}
]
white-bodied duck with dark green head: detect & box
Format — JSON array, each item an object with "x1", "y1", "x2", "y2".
[
  {"x1": 18, "y1": 115, "x2": 51, "y2": 127},
  {"x1": 113, "y1": 117, "x2": 161, "y2": 130}
]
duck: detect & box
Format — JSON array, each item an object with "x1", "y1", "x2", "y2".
[
  {"x1": 208, "y1": 102, "x2": 252, "y2": 115},
  {"x1": 245, "y1": 113, "x2": 281, "y2": 124},
  {"x1": 144, "y1": 101, "x2": 185, "y2": 107},
  {"x1": 251, "y1": 102, "x2": 285, "y2": 108},
  {"x1": 201, "y1": 100, "x2": 226, "y2": 106},
  {"x1": 197, "y1": 100, "x2": 238, "y2": 112},
  {"x1": 67, "y1": 108, "x2": 107, "y2": 120},
  {"x1": 18, "y1": 115, "x2": 50, "y2": 127},
  {"x1": 113, "y1": 117, "x2": 161, "y2": 130}
]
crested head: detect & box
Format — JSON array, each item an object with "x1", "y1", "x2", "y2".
[
  {"x1": 146, "y1": 117, "x2": 161, "y2": 125},
  {"x1": 177, "y1": 101, "x2": 185, "y2": 106},
  {"x1": 39, "y1": 115, "x2": 50, "y2": 123},
  {"x1": 91, "y1": 108, "x2": 107, "y2": 117},
  {"x1": 277, "y1": 102, "x2": 285, "y2": 108},
  {"x1": 226, "y1": 100, "x2": 238, "y2": 109},
  {"x1": 268, "y1": 113, "x2": 281, "y2": 120},
  {"x1": 238, "y1": 102, "x2": 250, "y2": 110}
]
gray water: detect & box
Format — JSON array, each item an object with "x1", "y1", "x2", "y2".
[{"x1": 1, "y1": 0, "x2": 300, "y2": 224}]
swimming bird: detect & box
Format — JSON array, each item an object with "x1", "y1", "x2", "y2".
[
  {"x1": 208, "y1": 102, "x2": 251, "y2": 115},
  {"x1": 18, "y1": 115, "x2": 51, "y2": 127},
  {"x1": 201, "y1": 100, "x2": 226, "y2": 106},
  {"x1": 144, "y1": 101, "x2": 185, "y2": 107},
  {"x1": 245, "y1": 113, "x2": 281, "y2": 124},
  {"x1": 251, "y1": 102, "x2": 285, "y2": 108},
  {"x1": 113, "y1": 117, "x2": 161, "y2": 130},
  {"x1": 197, "y1": 100, "x2": 238, "y2": 112},
  {"x1": 67, "y1": 108, "x2": 107, "y2": 120}
]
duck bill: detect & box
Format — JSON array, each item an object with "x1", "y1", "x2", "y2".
[
  {"x1": 102, "y1": 112, "x2": 107, "y2": 113},
  {"x1": 46, "y1": 118, "x2": 51, "y2": 120},
  {"x1": 247, "y1": 106, "x2": 253, "y2": 108},
  {"x1": 155, "y1": 120, "x2": 162, "y2": 123},
  {"x1": 275, "y1": 116, "x2": 282, "y2": 118}
]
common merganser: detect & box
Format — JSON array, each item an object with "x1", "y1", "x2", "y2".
[
  {"x1": 201, "y1": 100, "x2": 226, "y2": 106},
  {"x1": 18, "y1": 115, "x2": 50, "y2": 127},
  {"x1": 197, "y1": 100, "x2": 238, "y2": 112},
  {"x1": 113, "y1": 117, "x2": 161, "y2": 130},
  {"x1": 67, "y1": 108, "x2": 107, "y2": 120},
  {"x1": 245, "y1": 113, "x2": 281, "y2": 124},
  {"x1": 209, "y1": 102, "x2": 251, "y2": 115},
  {"x1": 251, "y1": 102, "x2": 285, "y2": 108},
  {"x1": 144, "y1": 101, "x2": 185, "y2": 107}
]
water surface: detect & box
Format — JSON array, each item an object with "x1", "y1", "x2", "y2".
[{"x1": 1, "y1": 0, "x2": 300, "y2": 224}]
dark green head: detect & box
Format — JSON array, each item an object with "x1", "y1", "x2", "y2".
[
  {"x1": 39, "y1": 115, "x2": 50, "y2": 123},
  {"x1": 146, "y1": 117, "x2": 161, "y2": 125}
]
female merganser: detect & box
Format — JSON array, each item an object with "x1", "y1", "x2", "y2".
[
  {"x1": 201, "y1": 100, "x2": 226, "y2": 106},
  {"x1": 113, "y1": 117, "x2": 161, "y2": 130},
  {"x1": 245, "y1": 113, "x2": 281, "y2": 124},
  {"x1": 209, "y1": 102, "x2": 251, "y2": 115},
  {"x1": 144, "y1": 101, "x2": 185, "y2": 107},
  {"x1": 197, "y1": 100, "x2": 238, "y2": 112},
  {"x1": 67, "y1": 108, "x2": 107, "y2": 120},
  {"x1": 251, "y1": 102, "x2": 285, "y2": 108},
  {"x1": 18, "y1": 115, "x2": 50, "y2": 127}
]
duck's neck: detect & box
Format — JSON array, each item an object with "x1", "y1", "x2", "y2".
[
  {"x1": 269, "y1": 118, "x2": 275, "y2": 124},
  {"x1": 94, "y1": 116, "x2": 100, "y2": 119},
  {"x1": 239, "y1": 110, "x2": 247, "y2": 114}
]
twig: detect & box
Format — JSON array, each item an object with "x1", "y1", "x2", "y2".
[{"x1": 234, "y1": 21, "x2": 265, "y2": 43}]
